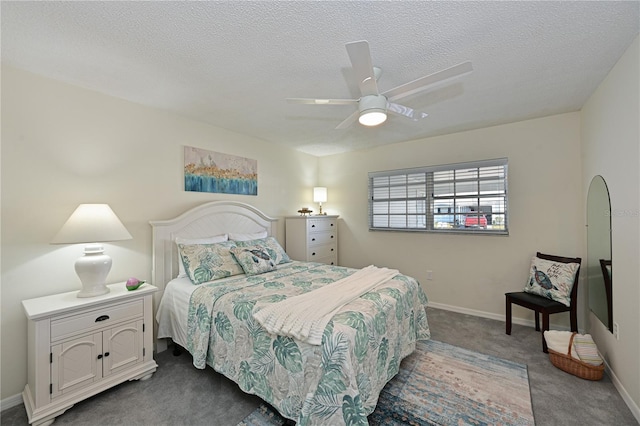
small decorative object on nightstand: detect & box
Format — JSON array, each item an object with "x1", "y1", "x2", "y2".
[
  {"x1": 297, "y1": 207, "x2": 313, "y2": 216},
  {"x1": 21, "y1": 283, "x2": 158, "y2": 426},
  {"x1": 286, "y1": 215, "x2": 338, "y2": 265}
]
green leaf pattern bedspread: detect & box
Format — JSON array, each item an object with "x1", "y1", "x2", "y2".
[{"x1": 187, "y1": 262, "x2": 430, "y2": 425}]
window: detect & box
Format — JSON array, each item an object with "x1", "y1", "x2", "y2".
[{"x1": 369, "y1": 158, "x2": 508, "y2": 234}]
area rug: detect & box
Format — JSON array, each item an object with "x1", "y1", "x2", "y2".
[{"x1": 238, "y1": 340, "x2": 535, "y2": 425}]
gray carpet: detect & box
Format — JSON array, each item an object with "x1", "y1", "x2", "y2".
[{"x1": 1, "y1": 307, "x2": 637, "y2": 425}]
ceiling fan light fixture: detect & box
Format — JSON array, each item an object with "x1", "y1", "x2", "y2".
[
  {"x1": 359, "y1": 110, "x2": 387, "y2": 126},
  {"x1": 358, "y1": 95, "x2": 388, "y2": 126}
]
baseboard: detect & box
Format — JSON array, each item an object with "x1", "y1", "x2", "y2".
[
  {"x1": 427, "y1": 301, "x2": 573, "y2": 331},
  {"x1": 605, "y1": 359, "x2": 640, "y2": 423},
  {"x1": 429, "y1": 302, "x2": 639, "y2": 422},
  {"x1": 0, "y1": 392, "x2": 23, "y2": 412}
]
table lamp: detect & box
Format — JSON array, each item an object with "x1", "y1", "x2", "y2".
[
  {"x1": 313, "y1": 187, "x2": 328, "y2": 215},
  {"x1": 51, "y1": 204, "x2": 133, "y2": 297}
]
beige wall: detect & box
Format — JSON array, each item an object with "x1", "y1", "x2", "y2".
[
  {"x1": 320, "y1": 112, "x2": 584, "y2": 321},
  {"x1": 581, "y1": 36, "x2": 639, "y2": 412},
  {"x1": 0, "y1": 66, "x2": 319, "y2": 399}
]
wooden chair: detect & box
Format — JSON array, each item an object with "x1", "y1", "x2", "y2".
[{"x1": 505, "y1": 252, "x2": 581, "y2": 353}]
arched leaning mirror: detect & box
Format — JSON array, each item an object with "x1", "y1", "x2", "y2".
[{"x1": 587, "y1": 175, "x2": 612, "y2": 332}]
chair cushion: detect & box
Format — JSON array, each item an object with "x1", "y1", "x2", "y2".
[
  {"x1": 507, "y1": 291, "x2": 568, "y2": 310},
  {"x1": 523, "y1": 256, "x2": 579, "y2": 307}
]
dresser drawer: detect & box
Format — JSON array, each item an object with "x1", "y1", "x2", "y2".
[
  {"x1": 308, "y1": 218, "x2": 336, "y2": 232},
  {"x1": 308, "y1": 243, "x2": 337, "y2": 260},
  {"x1": 51, "y1": 300, "x2": 143, "y2": 341},
  {"x1": 315, "y1": 255, "x2": 337, "y2": 266},
  {"x1": 309, "y1": 231, "x2": 336, "y2": 245}
]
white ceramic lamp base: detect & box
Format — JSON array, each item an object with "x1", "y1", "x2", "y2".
[{"x1": 75, "y1": 243, "x2": 112, "y2": 298}]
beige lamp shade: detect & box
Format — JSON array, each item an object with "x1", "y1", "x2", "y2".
[
  {"x1": 313, "y1": 187, "x2": 327, "y2": 203},
  {"x1": 313, "y1": 187, "x2": 328, "y2": 215},
  {"x1": 52, "y1": 204, "x2": 132, "y2": 298},
  {"x1": 52, "y1": 204, "x2": 133, "y2": 244}
]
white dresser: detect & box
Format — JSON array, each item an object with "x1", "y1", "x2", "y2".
[
  {"x1": 21, "y1": 283, "x2": 158, "y2": 426},
  {"x1": 285, "y1": 215, "x2": 338, "y2": 265}
]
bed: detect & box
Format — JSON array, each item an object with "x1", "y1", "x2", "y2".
[{"x1": 151, "y1": 201, "x2": 430, "y2": 425}]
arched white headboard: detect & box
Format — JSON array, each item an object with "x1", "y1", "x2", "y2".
[{"x1": 150, "y1": 201, "x2": 278, "y2": 310}]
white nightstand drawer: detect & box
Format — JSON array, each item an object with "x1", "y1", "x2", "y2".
[
  {"x1": 308, "y1": 243, "x2": 336, "y2": 260},
  {"x1": 308, "y1": 218, "x2": 336, "y2": 232},
  {"x1": 51, "y1": 300, "x2": 143, "y2": 341}
]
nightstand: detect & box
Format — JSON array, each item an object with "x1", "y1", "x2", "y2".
[
  {"x1": 21, "y1": 283, "x2": 158, "y2": 426},
  {"x1": 285, "y1": 215, "x2": 338, "y2": 265}
]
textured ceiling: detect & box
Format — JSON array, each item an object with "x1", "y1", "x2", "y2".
[{"x1": 2, "y1": 1, "x2": 638, "y2": 156}]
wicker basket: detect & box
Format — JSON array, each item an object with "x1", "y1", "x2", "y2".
[{"x1": 547, "y1": 333, "x2": 604, "y2": 381}]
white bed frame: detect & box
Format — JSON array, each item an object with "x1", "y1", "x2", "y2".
[{"x1": 150, "y1": 201, "x2": 278, "y2": 351}]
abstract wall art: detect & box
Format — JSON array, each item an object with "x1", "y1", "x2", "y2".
[{"x1": 184, "y1": 146, "x2": 257, "y2": 195}]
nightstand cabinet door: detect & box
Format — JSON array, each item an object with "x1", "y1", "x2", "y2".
[
  {"x1": 286, "y1": 215, "x2": 338, "y2": 265},
  {"x1": 51, "y1": 333, "x2": 102, "y2": 399},
  {"x1": 103, "y1": 319, "x2": 144, "y2": 377}
]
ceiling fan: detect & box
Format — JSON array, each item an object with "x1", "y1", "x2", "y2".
[{"x1": 287, "y1": 40, "x2": 473, "y2": 129}]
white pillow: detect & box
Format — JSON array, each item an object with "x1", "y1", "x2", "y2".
[
  {"x1": 228, "y1": 230, "x2": 268, "y2": 241},
  {"x1": 175, "y1": 234, "x2": 228, "y2": 277}
]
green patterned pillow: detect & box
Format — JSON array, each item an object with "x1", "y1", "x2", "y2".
[
  {"x1": 235, "y1": 236, "x2": 291, "y2": 264},
  {"x1": 177, "y1": 241, "x2": 243, "y2": 284},
  {"x1": 524, "y1": 257, "x2": 579, "y2": 307},
  {"x1": 230, "y1": 246, "x2": 277, "y2": 276}
]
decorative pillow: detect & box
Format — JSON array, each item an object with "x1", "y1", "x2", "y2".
[
  {"x1": 230, "y1": 246, "x2": 277, "y2": 276},
  {"x1": 524, "y1": 257, "x2": 579, "y2": 307},
  {"x1": 235, "y1": 236, "x2": 291, "y2": 265},
  {"x1": 229, "y1": 230, "x2": 268, "y2": 241},
  {"x1": 177, "y1": 241, "x2": 243, "y2": 284},
  {"x1": 175, "y1": 234, "x2": 228, "y2": 277}
]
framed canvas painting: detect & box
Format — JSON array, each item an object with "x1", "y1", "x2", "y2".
[{"x1": 184, "y1": 146, "x2": 257, "y2": 195}]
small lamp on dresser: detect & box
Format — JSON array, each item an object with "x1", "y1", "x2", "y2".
[
  {"x1": 313, "y1": 187, "x2": 328, "y2": 215},
  {"x1": 51, "y1": 203, "x2": 132, "y2": 298}
]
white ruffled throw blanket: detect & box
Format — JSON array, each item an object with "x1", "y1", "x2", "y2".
[{"x1": 253, "y1": 265, "x2": 399, "y2": 345}]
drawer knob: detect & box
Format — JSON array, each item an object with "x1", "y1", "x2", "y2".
[
  {"x1": 331, "y1": 248, "x2": 334, "y2": 252},
  {"x1": 95, "y1": 315, "x2": 110, "y2": 322},
  {"x1": 97, "y1": 354, "x2": 103, "y2": 360},
  {"x1": 312, "y1": 238, "x2": 316, "y2": 241},
  {"x1": 331, "y1": 235, "x2": 334, "y2": 239},
  {"x1": 104, "y1": 352, "x2": 110, "y2": 357},
  {"x1": 311, "y1": 224, "x2": 316, "y2": 228},
  {"x1": 331, "y1": 223, "x2": 334, "y2": 227},
  {"x1": 312, "y1": 252, "x2": 316, "y2": 256}
]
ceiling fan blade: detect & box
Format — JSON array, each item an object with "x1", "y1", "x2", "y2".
[
  {"x1": 382, "y1": 61, "x2": 473, "y2": 102},
  {"x1": 287, "y1": 98, "x2": 358, "y2": 105},
  {"x1": 387, "y1": 102, "x2": 429, "y2": 121},
  {"x1": 335, "y1": 110, "x2": 359, "y2": 130},
  {"x1": 346, "y1": 40, "x2": 379, "y2": 97}
]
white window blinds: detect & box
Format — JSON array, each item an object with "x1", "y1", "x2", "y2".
[{"x1": 369, "y1": 158, "x2": 508, "y2": 234}]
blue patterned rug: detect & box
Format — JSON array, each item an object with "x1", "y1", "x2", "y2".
[{"x1": 238, "y1": 340, "x2": 535, "y2": 425}]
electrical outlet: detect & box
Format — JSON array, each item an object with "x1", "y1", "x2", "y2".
[
  {"x1": 613, "y1": 322, "x2": 620, "y2": 340},
  {"x1": 426, "y1": 270, "x2": 433, "y2": 280}
]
